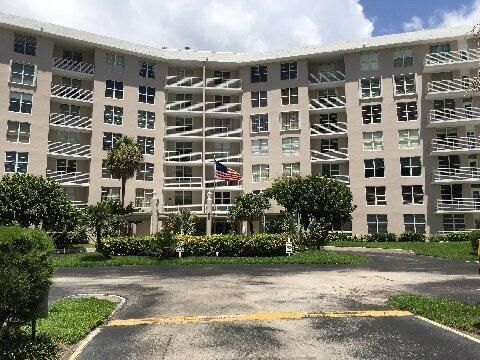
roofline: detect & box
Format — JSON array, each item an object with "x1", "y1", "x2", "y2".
[{"x1": 0, "y1": 12, "x2": 475, "y2": 66}]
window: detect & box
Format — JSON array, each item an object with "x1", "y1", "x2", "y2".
[
  {"x1": 280, "y1": 62, "x2": 297, "y2": 80},
  {"x1": 56, "y1": 159, "x2": 77, "y2": 173},
  {"x1": 104, "y1": 105, "x2": 123, "y2": 125},
  {"x1": 394, "y1": 74, "x2": 416, "y2": 95},
  {"x1": 430, "y1": 44, "x2": 450, "y2": 54},
  {"x1": 281, "y1": 87, "x2": 298, "y2": 105},
  {"x1": 14, "y1": 34, "x2": 36, "y2": 56},
  {"x1": 175, "y1": 142, "x2": 192, "y2": 155},
  {"x1": 367, "y1": 214, "x2": 388, "y2": 234},
  {"x1": 176, "y1": 166, "x2": 193, "y2": 178},
  {"x1": 137, "y1": 136, "x2": 155, "y2": 155},
  {"x1": 139, "y1": 85, "x2": 155, "y2": 104},
  {"x1": 5, "y1": 152, "x2": 28, "y2": 173},
  {"x1": 322, "y1": 163, "x2": 340, "y2": 178},
  {"x1": 102, "y1": 132, "x2": 122, "y2": 150},
  {"x1": 321, "y1": 138, "x2": 338, "y2": 152},
  {"x1": 399, "y1": 129, "x2": 420, "y2": 149},
  {"x1": 213, "y1": 71, "x2": 231, "y2": 84},
  {"x1": 442, "y1": 214, "x2": 465, "y2": 232},
  {"x1": 360, "y1": 77, "x2": 381, "y2": 98},
  {"x1": 431, "y1": 72, "x2": 453, "y2": 82},
  {"x1": 402, "y1": 185, "x2": 424, "y2": 205},
  {"x1": 404, "y1": 214, "x2": 426, "y2": 234},
  {"x1": 364, "y1": 158, "x2": 384, "y2": 178},
  {"x1": 101, "y1": 160, "x2": 119, "y2": 179},
  {"x1": 282, "y1": 137, "x2": 300, "y2": 155},
  {"x1": 10, "y1": 62, "x2": 36, "y2": 86},
  {"x1": 9, "y1": 92, "x2": 32, "y2": 114},
  {"x1": 280, "y1": 111, "x2": 300, "y2": 131},
  {"x1": 250, "y1": 114, "x2": 269, "y2": 133},
  {"x1": 139, "y1": 59, "x2": 155, "y2": 78},
  {"x1": 106, "y1": 52, "x2": 125, "y2": 72},
  {"x1": 400, "y1": 156, "x2": 422, "y2": 176},
  {"x1": 59, "y1": 104, "x2": 80, "y2": 116},
  {"x1": 174, "y1": 191, "x2": 193, "y2": 205},
  {"x1": 363, "y1": 131, "x2": 383, "y2": 151},
  {"x1": 137, "y1": 110, "x2": 155, "y2": 129},
  {"x1": 101, "y1": 187, "x2": 120, "y2": 201},
  {"x1": 360, "y1": 52, "x2": 379, "y2": 71},
  {"x1": 135, "y1": 188, "x2": 154, "y2": 207},
  {"x1": 136, "y1": 162, "x2": 154, "y2": 181},
  {"x1": 61, "y1": 77, "x2": 81, "y2": 88},
  {"x1": 251, "y1": 139, "x2": 269, "y2": 156},
  {"x1": 251, "y1": 91, "x2": 267, "y2": 108},
  {"x1": 362, "y1": 104, "x2": 382, "y2": 124},
  {"x1": 105, "y1": 80, "x2": 123, "y2": 99},
  {"x1": 283, "y1": 162, "x2": 300, "y2": 176},
  {"x1": 252, "y1": 164, "x2": 269, "y2": 183},
  {"x1": 397, "y1": 102, "x2": 418, "y2": 121},
  {"x1": 438, "y1": 155, "x2": 460, "y2": 169},
  {"x1": 317, "y1": 113, "x2": 338, "y2": 132},
  {"x1": 393, "y1": 48, "x2": 414, "y2": 67},
  {"x1": 214, "y1": 191, "x2": 231, "y2": 205},
  {"x1": 63, "y1": 50, "x2": 82, "y2": 62},
  {"x1": 57, "y1": 131, "x2": 79, "y2": 144},
  {"x1": 366, "y1": 186, "x2": 386, "y2": 205},
  {"x1": 251, "y1": 65, "x2": 267, "y2": 83},
  {"x1": 6, "y1": 121, "x2": 30, "y2": 143},
  {"x1": 440, "y1": 184, "x2": 462, "y2": 200}
]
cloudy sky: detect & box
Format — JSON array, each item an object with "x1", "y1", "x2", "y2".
[{"x1": 0, "y1": 0, "x2": 478, "y2": 52}]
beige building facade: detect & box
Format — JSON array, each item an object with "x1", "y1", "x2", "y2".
[{"x1": 1, "y1": 13, "x2": 479, "y2": 235}]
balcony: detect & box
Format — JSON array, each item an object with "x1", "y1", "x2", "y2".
[
  {"x1": 425, "y1": 78, "x2": 473, "y2": 100},
  {"x1": 205, "y1": 78, "x2": 242, "y2": 95},
  {"x1": 205, "y1": 151, "x2": 242, "y2": 164},
  {"x1": 49, "y1": 113, "x2": 92, "y2": 132},
  {"x1": 427, "y1": 107, "x2": 480, "y2": 128},
  {"x1": 51, "y1": 84, "x2": 93, "y2": 105},
  {"x1": 435, "y1": 198, "x2": 480, "y2": 213},
  {"x1": 52, "y1": 57, "x2": 94, "y2": 79},
  {"x1": 309, "y1": 96, "x2": 346, "y2": 114},
  {"x1": 165, "y1": 76, "x2": 203, "y2": 93},
  {"x1": 311, "y1": 149, "x2": 349, "y2": 163},
  {"x1": 48, "y1": 141, "x2": 91, "y2": 159},
  {"x1": 210, "y1": 204, "x2": 234, "y2": 213},
  {"x1": 308, "y1": 70, "x2": 345, "y2": 89},
  {"x1": 164, "y1": 151, "x2": 203, "y2": 164},
  {"x1": 328, "y1": 175, "x2": 350, "y2": 184},
  {"x1": 310, "y1": 122, "x2": 347, "y2": 138},
  {"x1": 424, "y1": 49, "x2": 480, "y2": 72},
  {"x1": 46, "y1": 170, "x2": 90, "y2": 186},
  {"x1": 163, "y1": 204, "x2": 203, "y2": 213},
  {"x1": 205, "y1": 126, "x2": 242, "y2": 141},
  {"x1": 205, "y1": 179, "x2": 242, "y2": 190},
  {"x1": 430, "y1": 136, "x2": 480, "y2": 155},
  {"x1": 432, "y1": 167, "x2": 480, "y2": 184},
  {"x1": 164, "y1": 125, "x2": 203, "y2": 140},
  {"x1": 205, "y1": 102, "x2": 242, "y2": 118},
  {"x1": 163, "y1": 177, "x2": 202, "y2": 188}
]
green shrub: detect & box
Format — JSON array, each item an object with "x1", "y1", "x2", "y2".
[
  {"x1": 327, "y1": 232, "x2": 354, "y2": 242},
  {"x1": 398, "y1": 232, "x2": 426, "y2": 242},
  {"x1": 0, "y1": 226, "x2": 54, "y2": 329},
  {"x1": 444, "y1": 231, "x2": 471, "y2": 242},
  {"x1": 468, "y1": 230, "x2": 480, "y2": 254},
  {"x1": 0, "y1": 329, "x2": 58, "y2": 360},
  {"x1": 426, "y1": 234, "x2": 446, "y2": 243},
  {"x1": 366, "y1": 233, "x2": 397, "y2": 242}
]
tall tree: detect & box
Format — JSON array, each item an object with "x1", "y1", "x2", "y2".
[
  {"x1": 165, "y1": 208, "x2": 199, "y2": 235},
  {"x1": 228, "y1": 193, "x2": 270, "y2": 234},
  {"x1": 106, "y1": 136, "x2": 144, "y2": 206}
]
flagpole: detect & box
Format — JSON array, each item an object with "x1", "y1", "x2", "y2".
[{"x1": 212, "y1": 157, "x2": 216, "y2": 234}]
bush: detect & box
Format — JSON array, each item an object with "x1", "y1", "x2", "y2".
[
  {"x1": 468, "y1": 230, "x2": 480, "y2": 254},
  {"x1": 327, "y1": 232, "x2": 354, "y2": 242},
  {"x1": 0, "y1": 329, "x2": 58, "y2": 360},
  {"x1": 367, "y1": 233, "x2": 397, "y2": 242},
  {"x1": 100, "y1": 230, "x2": 174, "y2": 258},
  {"x1": 0, "y1": 226, "x2": 54, "y2": 329},
  {"x1": 398, "y1": 232, "x2": 426, "y2": 242},
  {"x1": 443, "y1": 231, "x2": 471, "y2": 242}
]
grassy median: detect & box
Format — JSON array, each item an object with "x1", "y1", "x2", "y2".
[
  {"x1": 389, "y1": 293, "x2": 480, "y2": 335},
  {"x1": 52, "y1": 250, "x2": 368, "y2": 267}
]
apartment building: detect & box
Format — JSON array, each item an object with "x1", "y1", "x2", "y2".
[{"x1": 1, "y1": 13, "x2": 479, "y2": 235}]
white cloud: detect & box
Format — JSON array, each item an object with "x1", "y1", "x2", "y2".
[
  {"x1": 0, "y1": 0, "x2": 374, "y2": 52},
  {"x1": 403, "y1": 16, "x2": 424, "y2": 32}
]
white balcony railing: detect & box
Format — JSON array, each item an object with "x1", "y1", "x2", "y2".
[
  {"x1": 163, "y1": 177, "x2": 202, "y2": 188},
  {"x1": 165, "y1": 100, "x2": 203, "y2": 113},
  {"x1": 431, "y1": 136, "x2": 480, "y2": 153},
  {"x1": 310, "y1": 122, "x2": 347, "y2": 137},
  {"x1": 48, "y1": 141, "x2": 91, "y2": 158},
  {"x1": 210, "y1": 204, "x2": 234, "y2": 213},
  {"x1": 53, "y1": 57, "x2": 94, "y2": 75},
  {"x1": 46, "y1": 170, "x2": 90, "y2": 185},
  {"x1": 49, "y1": 113, "x2": 92, "y2": 130},
  {"x1": 205, "y1": 102, "x2": 242, "y2": 115},
  {"x1": 163, "y1": 204, "x2": 204, "y2": 213},
  {"x1": 311, "y1": 148, "x2": 349, "y2": 162},
  {"x1": 205, "y1": 126, "x2": 242, "y2": 139},
  {"x1": 205, "y1": 151, "x2": 242, "y2": 163},
  {"x1": 432, "y1": 167, "x2": 480, "y2": 183},
  {"x1": 164, "y1": 125, "x2": 203, "y2": 138},
  {"x1": 308, "y1": 70, "x2": 345, "y2": 85},
  {"x1": 205, "y1": 179, "x2": 242, "y2": 188},
  {"x1": 436, "y1": 198, "x2": 480, "y2": 212},
  {"x1": 310, "y1": 96, "x2": 346, "y2": 111},
  {"x1": 164, "y1": 151, "x2": 203, "y2": 163},
  {"x1": 71, "y1": 200, "x2": 88, "y2": 207},
  {"x1": 51, "y1": 84, "x2": 93, "y2": 102},
  {"x1": 329, "y1": 175, "x2": 350, "y2": 184},
  {"x1": 428, "y1": 107, "x2": 480, "y2": 126},
  {"x1": 205, "y1": 78, "x2": 242, "y2": 90},
  {"x1": 425, "y1": 49, "x2": 480, "y2": 66},
  {"x1": 426, "y1": 78, "x2": 472, "y2": 95},
  {"x1": 166, "y1": 76, "x2": 203, "y2": 88}
]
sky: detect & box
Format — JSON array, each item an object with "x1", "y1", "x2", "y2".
[{"x1": 0, "y1": 0, "x2": 479, "y2": 52}]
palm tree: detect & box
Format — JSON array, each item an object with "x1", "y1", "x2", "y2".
[
  {"x1": 166, "y1": 208, "x2": 198, "y2": 235},
  {"x1": 106, "y1": 137, "x2": 144, "y2": 206}
]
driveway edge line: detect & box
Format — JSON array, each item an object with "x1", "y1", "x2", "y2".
[{"x1": 415, "y1": 315, "x2": 480, "y2": 344}]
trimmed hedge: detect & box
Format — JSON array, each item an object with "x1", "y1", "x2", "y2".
[
  {"x1": 100, "y1": 230, "x2": 174, "y2": 258},
  {"x1": 328, "y1": 231, "x2": 470, "y2": 243}
]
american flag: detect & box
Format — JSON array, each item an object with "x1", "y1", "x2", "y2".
[{"x1": 214, "y1": 160, "x2": 241, "y2": 181}]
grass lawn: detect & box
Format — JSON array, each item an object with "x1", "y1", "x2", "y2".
[
  {"x1": 331, "y1": 241, "x2": 476, "y2": 260},
  {"x1": 52, "y1": 250, "x2": 367, "y2": 267},
  {"x1": 38, "y1": 297, "x2": 117, "y2": 345},
  {"x1": 389, "y1": 293, "x2": 480, "y2": 335}
]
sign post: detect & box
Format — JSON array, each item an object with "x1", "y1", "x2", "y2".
[
  {"x1": 176, "y1": 241, "x2": 185, "y2": 258},
  {"x1": 286, "y1": 237, "x2": 293, "y2": 256}
]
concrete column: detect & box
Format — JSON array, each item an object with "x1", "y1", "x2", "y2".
[
  {"x1": 150, "y1": 191, "x2": 159, "y2": 235},
  {"x1": 206, "y1": 190, "x2": 212, "y2": 235}
]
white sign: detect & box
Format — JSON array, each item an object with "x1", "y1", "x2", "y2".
[
  {"x1": 286, "y1": 238, "x2": 293, "y2": 256},
  {"x1": 176, "y1": 241, "x2": 185, "y2": 258}
]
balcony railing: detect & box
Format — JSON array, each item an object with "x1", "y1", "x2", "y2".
[
  {"x1": 71, "y1": 200, "x2": 88, "y2": 207},
  {"x1": 51, "y1": 84, "x2": 93, "y2": 102},
  {"x1": 205, "y1": 179, "x2": 242, "y2": 188},
  {"x1": 308, "y1": 70, "x2": 345, "y2": 85},
  {"x1": 205, "y1": 102, "x2": 242, "y2": 115},
  {"x1": 328, "y1": 175, "x2": 350, "y2": 184},
  {"x1": 49, "y1": 113, "x2": 92, "y2": 130},
  {"x1": 164, "y1": 125, "x2": 202, "y2": 138},
  {"x1": 428, "y1": 107, "x2": 480, "y2": 126},
  {"x1": 46, "y1": 170, "x2": 90, "y2": 185},
  {"x1": 310, "y1": 96, "x2": 346, "y2": 112},
  {"x1": 431, "y1": 136, "x2": 480, "y2": 153},
  {"x1": 166, "y1": 76, "x2": 203, "y2": 88},
  {"x1": 210, "y1": 204, "x2": 234, "y2": 213},
  {"x1": 432, "y1": 167, "x2": 480, "y2": 183},
  {"x1": 426, "y1": 78, "x2": 472, "y2": 96},
  {"x1": 53, "y1": 57, "x2": 94, "y2": 75},
  {"x1": 205, "y1": 126, "x2": 242, "y2": 139},
  {"x1": 205, "y1": 78, "x2": 242, "y2": 90},
  {"x1": 311, "y1": 148, "x2": 349, "y2": 162},
  {"x1": 163, "y1": 204, "x2": 203, "y2": 213},
  {"x1": 205, "y1": 151, "x2": 242, "y2": 163},
  {"x1": 425, "y1": 49, "x2": 480, "y2": 66},
  {"x1": 436, "y1": 198, "x2": 480, "y2": 212},
  {"x1": 164, "y1": 151, "x2": 202, "y2": 163},
  {"x1": 47, "y1": 141, "x2": 91, "y2": 158},
  {"x1": 310, "y1": 122, "x2": 347, "y2": 137},
  {"x1": 165, "y1": 100, "x2": 203, "y2": 112},
  {"x1": 165, "y1": 101, "x2": 242, "y2": 116},
  {"x1": 163, "y1": 177, "x2": 202, "y2": 188}
]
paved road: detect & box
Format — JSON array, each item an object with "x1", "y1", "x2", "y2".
[{"x1": 52, "y1": 250, "x2": 480, "y2": 359}]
